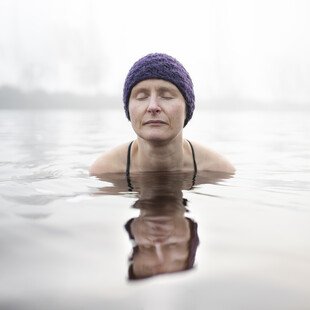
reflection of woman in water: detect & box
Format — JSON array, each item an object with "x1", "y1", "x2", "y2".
[
  {"x1": 94, "y1": 165, "x2": 232, "y2": 281},
  {"x1": 124, "y1": 195, "x2": 199, "y2": 280}
]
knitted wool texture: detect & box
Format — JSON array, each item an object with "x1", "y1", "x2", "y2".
[{"x1": 123, "y1": 53, "x2": 195, "y2": 127}]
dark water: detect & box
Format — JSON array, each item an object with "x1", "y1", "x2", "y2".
[{"x1": 0, "y1": 109, "x2": 309, "y2": 309}]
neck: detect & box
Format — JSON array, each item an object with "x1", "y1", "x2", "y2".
[{"x1": 131, "y1": 135, "x2": 191, "y2": 172}]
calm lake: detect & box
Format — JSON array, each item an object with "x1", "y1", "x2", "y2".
[{"x1": 0, "y1": 108, "x2": 309, "y2": 310}]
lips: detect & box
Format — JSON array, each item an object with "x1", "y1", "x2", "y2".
[{"x1": 143, "y1": 120, "x2": 167, "y2": 125}]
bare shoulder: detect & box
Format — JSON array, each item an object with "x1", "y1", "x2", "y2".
[
  {"x1": 190, "y1": 141, "x2": 236, "y2": 174},
  {"x1": 89, "y1": 142, "x2": 130, "y2": 175}
]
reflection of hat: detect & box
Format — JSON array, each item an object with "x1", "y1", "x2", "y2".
[
  {"x1": 124, "y1": 217, "x2": 199, "y2": 280},
  {"x1": 123, "y1": 53, "x2": 195, "y2": 127}
]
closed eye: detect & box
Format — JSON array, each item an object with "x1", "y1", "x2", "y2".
[
  {"x1": 161, "y1": 95, "x2": 173, "y2": 100},
  {"x1": 159, "y1": 89, "x2": 176, "y2": 100},
  {"x1": 136, "y1": 91, "x2": 149, "y2": 100}
]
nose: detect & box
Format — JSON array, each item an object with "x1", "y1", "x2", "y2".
[
  {"x1": 146, "y1": 95, "x2": 161, "y2": 114},
  {"x1": 154, "y1": 243, "x2": 164, "y2": 262}
]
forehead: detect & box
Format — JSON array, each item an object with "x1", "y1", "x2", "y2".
[{"x1": 131, "y1": 79, "x2": 180, "y2": 93}]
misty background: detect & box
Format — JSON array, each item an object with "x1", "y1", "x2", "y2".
[{"x1": 0, "y1": 0, "x2": 309, "y2": 110}]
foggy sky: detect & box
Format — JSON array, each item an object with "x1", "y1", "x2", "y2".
[{"x1": 0, "y1": 0, "x2": 309, "y2": 106}]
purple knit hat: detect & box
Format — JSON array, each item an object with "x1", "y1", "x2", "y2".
[{"x1": 123, "y1": 53, "x2": 195, "y2": 127}]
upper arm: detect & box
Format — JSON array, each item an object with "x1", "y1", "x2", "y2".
[
  {"x1": 193, "y1": 142, "x2": 236, "y2": 174},
  {"x1": 89, "y1": 143, "x2": 128, "y2": 175},
  {"x1": 89, "y1": 153, "x2": 112, "y2": 175}
]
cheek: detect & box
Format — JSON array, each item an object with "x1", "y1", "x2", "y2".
[
  {"x1": 182, "y1": 105, "x2": 186, "y2": 121},
  {"x1": 128, "y1": 105, "x2": 133, "y2": 121},
  {"x1": 128, "y1": 103, "x2": 144, "y2": 129},
  {"x1": 174, "y1": 99, "x2": 186, "y2": 116},
  {"x1": 128, "y1": 102, "x2": 138, "y2": 122},
  {"x1": 171, "y1": 103, "x2": 186, "y2": 124}
]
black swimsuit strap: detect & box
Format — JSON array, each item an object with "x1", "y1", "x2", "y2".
[
  {"x1": 126, "y1": 141, "x2": 134, "y2": 177},
  {"x1": 187, "y1": 140, "x2": 197, "y2": 176},
  {"x1": 126, "y1": 141, "x2": 134, "y2": 192},
  {"x1": 187, "y1": 140, "x2": 197, "y2": 188}
]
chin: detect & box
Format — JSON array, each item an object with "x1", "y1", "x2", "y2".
[
  {"x1": 138, "y1": 132, "x2": 171, "y2": 143},
  {"x1": 144, "y1": 135, "x2": 169, "y2": 143},
  {"x1": 135, "y1": 126, "x2": 182, "y2": 143}
]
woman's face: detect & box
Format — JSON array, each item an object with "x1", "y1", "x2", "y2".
[
  {"x1": 130, "y1": 213, "x2": 190, "y2": 278},
  {"x1": 128, "y1": 79, "x2": 186, "y2": 143}
]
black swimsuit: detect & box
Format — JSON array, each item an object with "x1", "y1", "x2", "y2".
[{"x1": 126, "y1": 140, "x2": 197, "y2": 177}]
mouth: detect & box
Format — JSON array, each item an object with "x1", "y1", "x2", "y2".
[{"x1": 143, "y1": 120, "x2": 167, "y2": 125}]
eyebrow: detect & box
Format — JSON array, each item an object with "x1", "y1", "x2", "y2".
[
  {"x1": 131, "y1": 86, "x2": 178, "y2": 96},
  {"x1": 131, "y1": 87, "x2": 149, "y2": 96},
  {"x1": 157, "y1": 87, "x2": 178, "y2": 94}
]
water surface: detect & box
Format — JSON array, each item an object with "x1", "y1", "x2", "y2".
[{"x1": 0, "y1": 109, "x2": 309, "y2": 309}]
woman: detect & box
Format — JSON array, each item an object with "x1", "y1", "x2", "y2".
[{"x1": 90, "y1": 53, "x2": 235, "y2": 176}]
